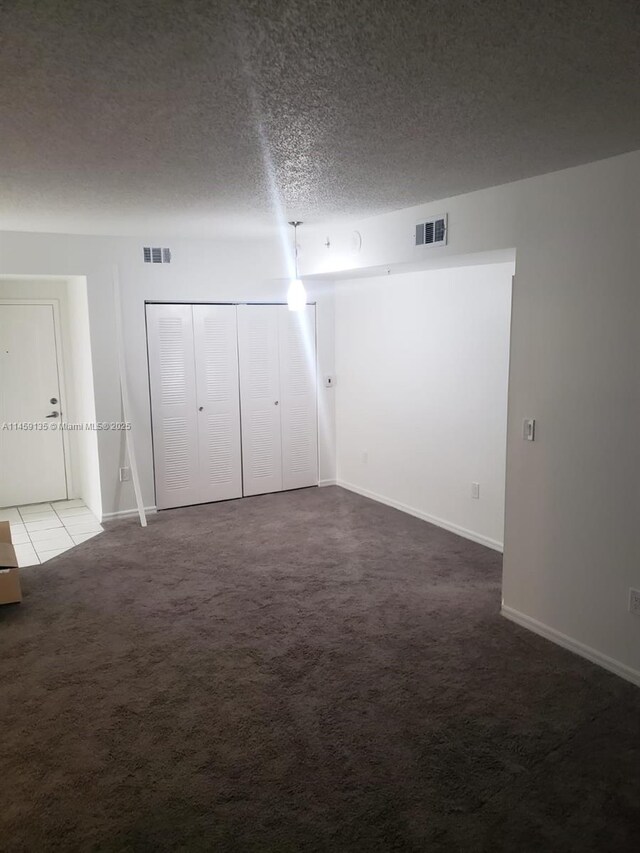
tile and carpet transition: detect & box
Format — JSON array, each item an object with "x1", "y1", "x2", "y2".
[
  {"x1": 1, "y1": 486, "x2": 639, "y2": 851},
  {"x1": 0, "y1": 501, "x2": 103, "y2": 566}
]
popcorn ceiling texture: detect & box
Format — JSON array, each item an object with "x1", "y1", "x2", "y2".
[{"x1": 0, "y1": 0, "x2": 638, "y2": 235}]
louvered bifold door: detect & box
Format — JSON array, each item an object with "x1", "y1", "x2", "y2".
[
  {"x1": 278, "y1": 305, "x2": 319, "y2": 490},
  {"x1": 237, "y1": 304, "x2": 283, "y2": 496},
  {"x1": 147, "y1": 304, "x2": 200, "y2": 509},
  {"x1": 192, "y1": 305, "x2": 243, "y2": 503}
]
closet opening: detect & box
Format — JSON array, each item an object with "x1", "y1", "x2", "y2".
[{"x1": 145, "y1": 302, "x2": 319, "y2": 511}]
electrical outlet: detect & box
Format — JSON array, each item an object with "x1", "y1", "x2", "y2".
[
  {"x1": 119, "y1": 467, "x2": 131, "y2": 482},
  {"x1": 629, "y1": 588, "x2": 640, "y2": 616},
  {"x1": 471, "y1": 482, "x2": 480, "y2": 499},
  {"x1": 523, "y1": 418, "x2": 536, "y2": 441}
]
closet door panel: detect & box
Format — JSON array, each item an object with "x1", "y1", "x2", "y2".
[
  {"x1": 278, "y1": 305, "x2": 319, "y2": 490},
  {"x1": 146, "y1": 304, "x2": 200, "y2": 509},
  {"x1": 193, "y1": 305, "x2": 243, "y2": 503},
  {"x1": 237, "y1": 304, "x2": 283, "y2": 496}
]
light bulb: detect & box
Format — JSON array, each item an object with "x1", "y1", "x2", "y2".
[{"x1": 287, "y1": 278, "x2": 306, "y2": 312}]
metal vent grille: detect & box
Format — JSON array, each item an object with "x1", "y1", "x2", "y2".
[
  {"x1": 415, "y1": 215, "x2": 447, "y2": 247},
  {"x1": 143, "y1": 247, "x2": 172, "y2": 264}
]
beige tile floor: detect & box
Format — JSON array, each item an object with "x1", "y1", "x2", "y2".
[{"x1": 0, "y1": 500, "x2": 103, "y2": 566}]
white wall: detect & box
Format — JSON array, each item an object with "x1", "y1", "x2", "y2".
[
  {"x1": 302, "y1": 150, "x2": 640, "y2": 684},
  {"x1": 65, "y1": 277, "x2": 101, "y2": 518},
  {"x1": 0, "y1": 235, "x2": 336, "y2": 518},
  {"x1": 334, "y1": 262, "x2": 513, "y2": 549}
]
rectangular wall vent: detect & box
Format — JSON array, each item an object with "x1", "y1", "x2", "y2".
[
  {"x1": 143, "y1": 247, "x2": 172, "y2": 264},
  {"x1": 415, "y1": 214, "x2": 447, "y2": 247}
]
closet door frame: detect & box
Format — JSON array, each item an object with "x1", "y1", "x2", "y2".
[{"x1": 146, "y1": 301, "x2": 320, "y2": 509}]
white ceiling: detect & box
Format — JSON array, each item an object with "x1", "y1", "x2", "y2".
[{"x1": 1, "y1": 0, "x2": 638, "y2": 237}]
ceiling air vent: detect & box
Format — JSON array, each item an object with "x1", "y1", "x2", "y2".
[
  {"x1": 143, "y1": 247, "x2": 172, "y2": 264},
  {"x1": 415, "y1": 214, "x2": 447, "y2": 247}
]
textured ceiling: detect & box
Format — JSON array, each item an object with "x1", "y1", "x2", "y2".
[{"x1": 0, "y1": 0, "x2": 638, "y2": 236}]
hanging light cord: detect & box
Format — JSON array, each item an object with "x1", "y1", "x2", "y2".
[{"x1": 289, "y1": 220, "x2": 302, "y2": 278}]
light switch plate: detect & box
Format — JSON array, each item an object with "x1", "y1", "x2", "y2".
[{"x1": 523, "y1": 418, "x2": 536, "y2": 441}]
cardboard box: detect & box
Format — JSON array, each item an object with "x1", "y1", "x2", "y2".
[{"x1": 0, "y1": 520, "x2": 22, "y2": 605}]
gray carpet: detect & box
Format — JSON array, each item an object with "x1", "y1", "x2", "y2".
[{"x1": 1, "y1": 486, "x2": 638, "y2": 852}]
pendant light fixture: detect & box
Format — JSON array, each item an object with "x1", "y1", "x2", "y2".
[{"x1": 287, "y1": 220, "x2": 306, "y2": 312}]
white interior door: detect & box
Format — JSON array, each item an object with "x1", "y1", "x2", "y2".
[
  {"x1": 192, "y1": 305, "x2": 242, "y2": 503},
  {"x1": 0, "y1": 303, "x2": 68, "y2": 507},
  {"x1": 147, "y1": 304, "x2": 200, "y2": 509},
  {"x1": 278, "y1": 305, "x2": 318, "y2": 490},
  {"x1": 237, "y1": 304, "x2": 283, "y2": 496}
]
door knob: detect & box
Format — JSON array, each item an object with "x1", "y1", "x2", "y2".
[
  {"x1": 198, "y1": 406, "x2": 204, "y2": 411},
  {"x1": 46, "y1": 411, "x2": 59, "y2": 418},
  {"x1": 274, "y1": 401, "x2": 279, "y2": 406},
  {"x1": 50, "y1": 397, "x2": 58, "y2": 405}
]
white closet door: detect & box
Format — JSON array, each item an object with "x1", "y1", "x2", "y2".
[
  {"x1": 278, "y1": 305, "x2": 318, "y2": 490},
  {"x1": 147, "y1": 304, "x2": 200, "y2": 509},
  {"x1": 192, "y1": 305, "x2": 242, "y2": 503},
  {"x1": 237, "y1": 304, "x2": 283, "y2": 496}
]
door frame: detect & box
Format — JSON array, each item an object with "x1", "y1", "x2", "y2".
[
  {"x1": 0, "y1": 298, "x2": 72, "y2": 502},
  {"x1": 145, "y1": 300, "x2": 320, "y2": 510}
]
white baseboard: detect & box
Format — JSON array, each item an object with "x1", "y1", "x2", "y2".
[
  {"x1": 336, "y1": 480, "x2": 503, "y2": 552},
  {"x1": 502, "y1": 605, "x2": 640, "y2": 688},
  {"x1": 318, "y1": 479, "x2": 337, "y2": 487},
  {"x1": 102, "y1": 506, "x2": 157, "y2": 522}
]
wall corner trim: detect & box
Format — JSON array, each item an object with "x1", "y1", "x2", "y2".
[
  {"x1": 102, "y1": 506, "x2": 157, "y2": 522},
  {"x1": 318, "y1": 479, "x2": 337, "y2": 487},
  {"x1": 336, "y1": 480, "x2": 503, "y2": 552},
  {"x1": 501, "y1": 605, "x2": 640, "y2": 688}
]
